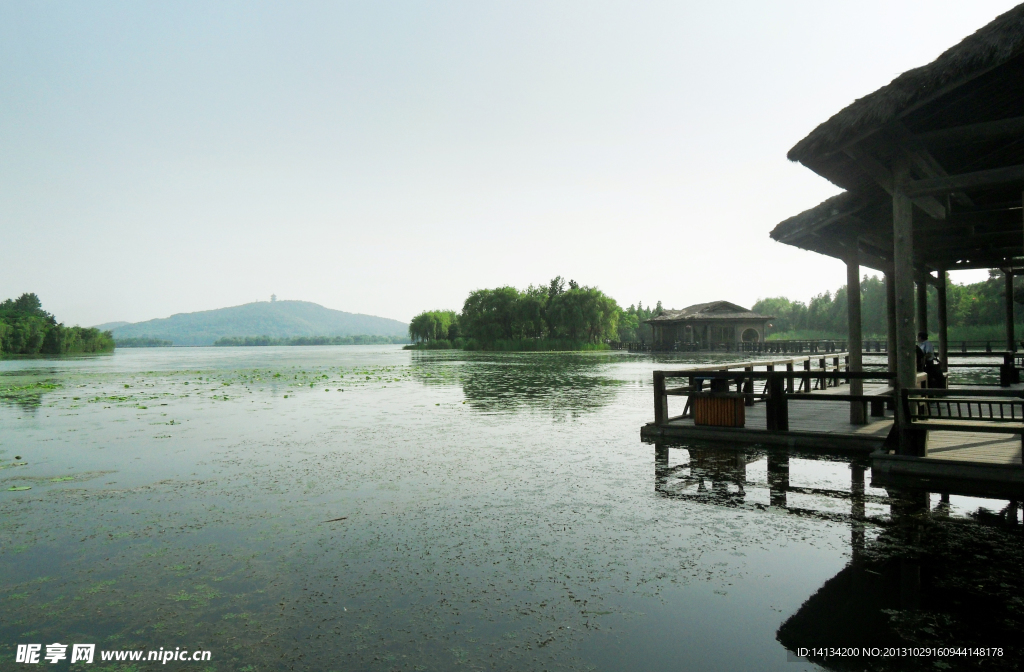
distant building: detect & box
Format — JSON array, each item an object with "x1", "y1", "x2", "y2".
[
  {"x1": 645, "y1": 301, "x2": 772, "y2": 348},
  {"x1": 271, "y1": 294, "x2": 277, "y2": 302}
]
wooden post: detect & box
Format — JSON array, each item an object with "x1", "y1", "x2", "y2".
[
  {"x1": 786, "y1": 362, "x2": 794, "y2": 394},
  {"x1": 653, "y1": 371, "x2": 668, "y2": 425},
  {"x1": 1005, "y1": 269, "x2": 1015, "y2": 352},
  {"x1": 916, "y1": 277, "x2": 928, "y2": 339},
  {"x1": 766, "y1": 373, "x2": 788, "y2": 431},
  {"x1": 937, "y1": 269, "x2": 948, "y2": 368},
  {"x1": 893, "y1": 156, "x2": 920, "y2": 452},
  {"x1": 885, "y1": 271, "x2": 897, "y2": 377},
  {"x1": 848, "y1": 254, "x2": 866, "y2": 424}
]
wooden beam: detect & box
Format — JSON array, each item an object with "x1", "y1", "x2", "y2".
[
  {"x1": 903, "y1": 164, "x2": 1024, "y2": 198},
  {"x1": 916, "y1": 116, "x2": 1024, "y2": 147},
  {"x1": 941, "y1": 258, "x2": 1024, "y2": 271},
  {"x1": 801, "y1": 233, "x2": 893, "y2": 274},
  {"x1": 844, "y1": 146, "x2": 946, "y2": 219},
  {"x1": 926, "y1": 245, "x2": 1024, "y2": 263},
  {"x1": 892, "y1": 122, "x2": 973, "y2": 207},
  {"x1": 918, "y1": 234, "x2": 1024, "y2": 252}
]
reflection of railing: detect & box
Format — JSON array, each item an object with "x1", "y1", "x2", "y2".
[
  {"x1": 902, "y1": 388, "x2": 1024, "y2": 458},
  {"x1": 654, "y1": 444, "x2": 879, "y2": 527}
]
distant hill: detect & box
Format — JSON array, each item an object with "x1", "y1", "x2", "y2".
[{"x1": 95, "y1": 300, "x2": 409, "y2": 346}]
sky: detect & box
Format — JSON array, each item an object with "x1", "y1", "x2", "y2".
[{"x1": 1, "y1": 1, "x2": 1019, "y2": 327}]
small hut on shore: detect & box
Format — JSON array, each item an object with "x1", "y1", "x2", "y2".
[
  {"x1": 646, "y1": 301, "x2": 772, "y2": 349},
  {"x1": 770, "y1": 4, "x2": 1024, "y2": 439}
]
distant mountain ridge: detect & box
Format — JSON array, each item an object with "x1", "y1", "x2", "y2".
[{"x1": 95, "y1": 300, "x2": 409, "y2": 347}]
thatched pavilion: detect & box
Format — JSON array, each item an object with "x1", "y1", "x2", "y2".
[
  {"x1": 645, "y1": 301, "x2": 772, "y2": 349},
  {"x1": 770, "y1": 4, "x2": 1024, "y2": 439}
]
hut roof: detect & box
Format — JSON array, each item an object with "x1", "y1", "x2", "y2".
[
  {"x1": 789, "y1": 4, "x2": 1024, "y2": 170},
  {"x1": 774, "y1": 4, "x2": 1024, "y2": 274},
  {"x1": 646, "y1": 301, "x2": 772, "y2": 324}
]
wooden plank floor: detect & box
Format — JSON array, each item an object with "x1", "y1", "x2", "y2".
[
  {"x1": 926, "y1": 431, "x2": 1022, "y2": 464},
  {"x1": 663, "y1": 381, "x2": 893, "y2": 438}
]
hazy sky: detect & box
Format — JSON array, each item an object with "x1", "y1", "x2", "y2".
[{"x1": 1, "y1": 1, "x2": 1017, "y2": 326}]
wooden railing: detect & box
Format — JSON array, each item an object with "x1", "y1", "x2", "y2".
[
  {"x1": 902, "y1": 388, "x2": 1024, "y2": 457},
  {"x1": 622, "y1": 340, "x2": 862, "y2": 353},
  {"x1": 619, "y1": 339, "x2": 1024, "y2": 356},
  {"x1": 651, "y1": 356, "x2": 904, "y2": 431},
  {"x1": 944, "y1": 351, "x2": 1021, "y2": 386}
]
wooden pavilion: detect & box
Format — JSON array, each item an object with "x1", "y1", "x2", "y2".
[
  {"x1": 770, "y1": 4, "x2": 1024, "y2": 446},
  {"x1": 645, "y1": 301, "x2": 772, "y2": 349}
]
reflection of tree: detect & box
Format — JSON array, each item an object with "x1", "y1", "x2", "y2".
[
  {"x1": 0, "y1": 376, "x2": 59, "y2": 412},
  {"x1": 409, "y1": 352, "x2": 625, "y2": 416},
  {"x1": 651, "y1": 442, "x2": 1022, "y2": 670}
]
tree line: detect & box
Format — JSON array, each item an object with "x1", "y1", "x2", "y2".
[
  {"x1": 409, "y1": 277, "x2": 662, "y2": 350},
  {"x1": 753, "y1": 271, "x2": 1024, "y2": 340},
  {"x1": 1, "y1": 293, "x2": 114, "y2": 356}
]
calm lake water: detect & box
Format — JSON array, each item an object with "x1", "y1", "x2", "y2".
[{"x1": 1, "y1": 346, "x2": 1020, "y2": 671}]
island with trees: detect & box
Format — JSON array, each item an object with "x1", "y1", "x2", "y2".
[
  {"x1": 408, "y1": 277, "x2": 661, "y2": 351},
  {"x1": 0, "y1": 293, "x2": 114, "y2": 356}
]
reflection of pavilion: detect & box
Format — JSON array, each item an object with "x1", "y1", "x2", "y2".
[{"x1": 652, "y1": 443, "x2": 1023, "y2": 666}]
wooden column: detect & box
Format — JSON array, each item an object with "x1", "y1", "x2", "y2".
[
  {"x1": 653, "y1": 372, "x2": 667, "y2": 425},
  {"x1": 1005, "y1": 270, "x2": 1015, "y2": 352},
  {"x1": 892, "y1": 156, "x2": 919, "y2": 448},
  {"x1": 885, "y1": 271, "x2": 897, "y2": 375},
  {"x1": 847, "y1": 253, "x2": 866, "y2": 424},
  {"x1": 937, "y1": 269, "x2": 948, "y2": 367},
  {"x1": 916, "y1": 277, "x2": 928, "y2": 338}
]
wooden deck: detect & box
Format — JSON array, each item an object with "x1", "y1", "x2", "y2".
[
  {"x1": 641, "y1": 378, "x2": 1024, "y2": 498},
  {"x1": 926, "y1": 430, "x2": 1023, "y2": 464},
  {"x1": 641, "y1": 381, "x2": 894, "y2": 452}
]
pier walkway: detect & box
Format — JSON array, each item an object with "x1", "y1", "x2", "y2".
[
  {"x1": 640, "y1": 355, "x2": 1024, "y2": 498},
  {"x1": 643, "y1": 380, "x2": 894, "y2": 451}
]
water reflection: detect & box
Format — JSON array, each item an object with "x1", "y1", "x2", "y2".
[
  {"x1": 0, "y1": 371, "x2": 61, "y2": 412},
  {"x1": 651, "y1": 442, "x2": 1023, "y2": 668},
  {"x1": 409, "y1": 351, "x2": 626, "y2": 415}
]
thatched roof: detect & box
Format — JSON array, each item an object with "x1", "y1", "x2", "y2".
[
  {"x1": 773, "y1": 5, "x2": 1024, "y2": 273},
  {"x1": 770, "y1": 192, "x2": 867, "y2": 244},
  {"x1": 789, "y1": 4, "x2": 1024, "y2": 166},
  {"x1": 646, "y1": 301, "x2": 772, "y2": 324}
]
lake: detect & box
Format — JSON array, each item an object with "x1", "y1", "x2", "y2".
[{"x1": 1, "y1": 346, "x2": 1020, "y2": 670}]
